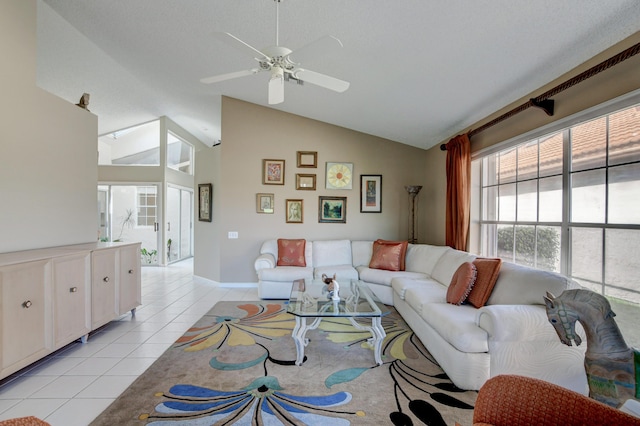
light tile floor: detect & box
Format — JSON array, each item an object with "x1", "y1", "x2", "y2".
[
  {"x1": 0, "y1": 258, "x2": 259, "y2": 425},
  {"x1": 0, "y1": 258, "x2": 638, "y2": 425}
]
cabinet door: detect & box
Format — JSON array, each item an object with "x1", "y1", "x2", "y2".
[
  {"x1": 91, "y1": 248, "x2": 118, "y2": 329},
  {"x1": 118, "y1": 244, "x2": 141, "y2": 315},
  {"x1": 0, "y1": 260, "x2": 51, "y2": 375},
  {"x1": 53, "y1": 253, "x2": 91, "y2": 348}
]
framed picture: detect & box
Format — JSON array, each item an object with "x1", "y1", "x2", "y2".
[
  {"x1": 286, "y1": 199, "x2": 303, "y2": 223},
  {"x1": 326, "y1": 162, "x2": 353, "y2": 189},
  {"x1": 256, "y1": 193, "x2": 274, "y2": 214},
  {"x1": 296, "y1": 173, "x2": 316, "y2": 190},
  {"x1": 318, "y1": 196, "x2": 347, "y2": 223},
  {"x1": 360, "y1": 175, "x2": 382, "y2": 213},
  {"x1": 262, "y1": 159, "x2": 285, "y2": 185},
  {"x1": 297, "y1": 151, "x2": 317, "y2": 168},
  {"x1": 198, "y1": 183, "x2": 212, "y2": 222}
]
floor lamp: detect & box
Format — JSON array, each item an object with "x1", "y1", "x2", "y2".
[{"x1": 405, "y1": 185, "x2": 422, "y2": 244}]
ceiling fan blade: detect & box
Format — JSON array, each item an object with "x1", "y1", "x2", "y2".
[
  {"x1": 288, "y1": 35, "x2": 344, "y2": 65},
  {"x1": 268, "y1": 71, "x2": 284, "y2": 105},
  {"x1": 200, "y1": 68, "x2": 261, "y2": 84},
  {"x1": 293, "y1": 69, "x2": 350, "y2": 93},
  {"x1": 213, "y1": 32, "x2": 270, "y2": 60}
]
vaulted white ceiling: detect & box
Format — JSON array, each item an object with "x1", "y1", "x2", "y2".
[{"x1": 37, "y1": 0, "x2": 640, "y2": 149}]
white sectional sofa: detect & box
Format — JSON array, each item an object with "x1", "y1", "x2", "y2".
[{"x1": 254, "y1": 239, "x2": 588, "y2": 392}]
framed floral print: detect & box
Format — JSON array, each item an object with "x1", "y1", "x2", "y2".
[
  {"x1": 198, "y1": 183, "x2": 212, "y2": 222},
  {"x1": 296, "y1": 173, "x2": 316, "y2": 190},
  {"x1": 360, "y1": 174, "x2": 382, "y2": 213},
  {"x1": 262, "y1": 159, "x2": 285, "y2": 185},
  {"x1": 297, "y1": 151, "x2": 317, "y2": 168},
  {"x1": 286, "y1": 199, "x2": 303, "y2": 223},
  {"x1": 256, "y1": 193, "x2": 274, "y2": 214},
  {"x1": 318, "y1": 196, "x2": 347, "y2": 223},
  {"x1": 325, "y1": 162, "x2": 353, "y2": 189}
]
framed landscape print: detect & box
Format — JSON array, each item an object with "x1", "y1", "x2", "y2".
[
  {"x1": 325, "y1": 162, "x2": 353, "y2": 190},
  {"x1": 296, "y1": 173, "x2": 316, "y2": 190},
  {"x1": 286, "y1": 199, "x2": 303, "y2": 223},
  {"x1": 256, "y1": 193, "x2": 274, "y2": 214},
  {"x1": 318, "y1": 196, "x2": 347, "y2": 223},
  {"x1": 262, "y1": 159, "x2": 285, "y2": 185},
  {"x1": 198, "y1": 183, "x2": 212, "y2": 222},
  {"x1": 297, "y1": 151, "x2": 317, "y2": 168},
  {"x1": 360, "y1": 174, "x2": 382, "y2": 213}
]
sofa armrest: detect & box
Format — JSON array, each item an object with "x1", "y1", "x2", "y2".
[
  {"x1": 254, "y1": 253, "x2": 276, "y2": 272},
  {"x1": 476, "y1": 304, "x2": 560, "y2": 341}
]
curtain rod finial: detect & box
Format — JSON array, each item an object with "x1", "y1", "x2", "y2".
[{"x1": 440, "y1": 144, "x2": 447, "y2": 151}]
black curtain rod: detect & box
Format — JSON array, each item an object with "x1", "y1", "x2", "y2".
[{"x1": 440, "y1": 40, "x2": 640, "y2": 151}]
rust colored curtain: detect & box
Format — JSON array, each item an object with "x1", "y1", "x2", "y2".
[{"x1": 445, "y1": 133, "x2": 471, "y2": 251}]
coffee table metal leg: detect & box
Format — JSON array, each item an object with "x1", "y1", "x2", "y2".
[
  {"x1": 292, "y1": 316, "x2": 323, "y2": 366},
  {"x1": 347, "y1": 316, "x2": 386, "y2": 365}
]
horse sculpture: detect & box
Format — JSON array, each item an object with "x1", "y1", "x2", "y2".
[{"x1": 544, "y1": 289, "x2": 640, "y2": 408}]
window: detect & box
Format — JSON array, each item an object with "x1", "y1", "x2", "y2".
[
  {"x1": 98, "y1": 120, "x2": 160, "y2": 166},
  {"x1": 473, "y1": 100, "x2": 640, "y2": 304},
  {"x1": 167, "y1": 132, "x2": 193, "y2": 174},
  {"x1": 137, "y1": 186, "x2": 157, "y2": 226}
]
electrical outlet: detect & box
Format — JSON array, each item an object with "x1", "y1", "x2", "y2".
[{"x1": 228, "y1": 231, "x2": 238, "y2": 239}]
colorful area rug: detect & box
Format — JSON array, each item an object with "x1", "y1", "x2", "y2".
[{"x1": 91, "y1": 301, "x2": 476, "y2": 425}]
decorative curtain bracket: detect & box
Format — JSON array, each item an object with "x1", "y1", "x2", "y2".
[{"x1": 530, "y1": 98, "x2": 554, "y2": 116}]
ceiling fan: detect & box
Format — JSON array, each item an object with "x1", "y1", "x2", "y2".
[{"x1": 200, "y1": 0, "x2": 350, "y2": 105}]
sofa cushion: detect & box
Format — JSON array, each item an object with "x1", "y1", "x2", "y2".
[
  {"x1": 467, "y1": 258, "x2": 502, "y2": 308},
  {"x1": 314, "y1": 264, "x2": 359, "y2": 281},
  {"x1": 277, "y1": 239, "x2": 307, "y2": 266},
  {"x1": 392, "y1": 277, "x2": 444, "y2": 300},
  {"x1": 431, "y1": 249, "x2": 477, "y2": 286},
  {"x1": 487, "y1": 261, "x2": 580, "y2": 306},
  {"x1": 419, "y1": 303, "x2": 489, "y2": 353},
  {"x1": 369, "y1": 239, "x2": 408, "y2": 271},
  {"x1": 446, "y1": 262, "x2": 477, "y2": 305},
  {"x1": 405, "y1": 244, "x2": 450, "y2": 275},
  {"x1": 358, "y1": 266, "x2": 427, "y2": 287},
  {"x1": 312, "y1": 239, "x2": 352, "y2": 267},
  {"x1": 351, "y1": 241, "x2": 373, "y2": 267},
  {"x1": 400, "y1": 282, "x2": 447, "y2": 313}
]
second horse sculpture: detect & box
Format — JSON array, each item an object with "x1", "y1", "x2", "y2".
[{"x1": 544, "y1": 288, "x2": 640, "y2": 408}]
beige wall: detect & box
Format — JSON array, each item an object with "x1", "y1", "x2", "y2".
[
  {"x1": 0, "y1": 0, "x2": 98, "y2": 253},
  {"x1": 422, "y1": 31, "x2": 640, "y2": 248},
  {"x1": 196, "y1": 97, "x2": 429, "y2": 282}
]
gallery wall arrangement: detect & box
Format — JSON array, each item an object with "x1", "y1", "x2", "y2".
[{"x1": 257, "y1": 151, "x2": 383, "y2": 224}]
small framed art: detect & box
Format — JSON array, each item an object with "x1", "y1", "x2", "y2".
[
  {"x1": 296, "y1": 174, "x2": 316, "y2": 190},
  {"x1": 262, "y1": 159, "x2": 285, "y2": 185},
  {"x1": 360, "y1": 174, "x2": 382, "y2": 213},
  {"x1": 297, "y1": 151, "x2": 317, "y2": 168},
  {"x1": 286, "y1": 199, "x2": 303, "y2": 223},
  {"x1": 326, "y1": 162, "x2": 353, "y2": 189},
  {"x1": 318, "y1": 196, "x2": 347, "y2": 223},
  {"x1": 198, "y1": 183, "x2": 212, "y2": 222},
  {"x1": 256, "y1": 193, "x2": 274, "y2": 214}
]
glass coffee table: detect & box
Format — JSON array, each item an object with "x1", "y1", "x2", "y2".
[{"x1": 287, "y1": 278, "x2": 390, "y2": 366}]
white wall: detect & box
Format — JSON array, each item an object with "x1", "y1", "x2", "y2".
[{"x1": 0, "y1": 0, "x2": 98, "y2": 253}]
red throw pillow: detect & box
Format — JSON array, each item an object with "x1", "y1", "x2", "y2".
[
  {"x1": 446, "y1": 262, "x2": 477, "y2": 305},
  {"x1": 369, "y1": 239, "x2": 409, "y2": 271},
  {"x1": 467, "y1": 258, "x2": 502, "y2": 308},
  {"x1": 277, "y1": 239, "x2": 306, "y2": 267}
]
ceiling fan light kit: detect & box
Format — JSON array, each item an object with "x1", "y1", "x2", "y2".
[{"x1": 200, "y1": 0, "x2": 350, "y2": 105}]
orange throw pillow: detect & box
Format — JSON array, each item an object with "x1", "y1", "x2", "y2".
[
  {"x1": 446, "y1": 262, "x2": 477, "y2": 305},
  {"x1": 276, "y1": 239, "x2": 306, "y2": 266},
  {"x1": 369, "y1": 239, "x2": 408, "y2": 271},
  {"x1": 467, "y1": 258, "x2": 502, "y2": 308}
]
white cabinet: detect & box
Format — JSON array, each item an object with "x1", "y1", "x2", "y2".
[
  {"x1": 0, "y1": 260, "x2": 52, "y2": 378},
  {"x1": 0, "y1": 241, "x2": 141, "y2": 379},
  {"x1": 52, "y1": 253, "x2": 91, "y2": 348}
]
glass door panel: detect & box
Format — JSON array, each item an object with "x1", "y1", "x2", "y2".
[{"x1": 166, "y1": 186, "x2": 193, "y2": 263}]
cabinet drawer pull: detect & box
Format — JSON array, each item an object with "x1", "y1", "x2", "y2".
[
  {"x1": 22, "y1": 300, "x2": 32, "y2": 308},
  {"x1": 128, "y1": 269, "x2": 134, "y2": 274},
  {"x1": 70, "y1": 287, "x2": 78, "y2": 293},
  {"x1": 103, "y1": 276, "x2": 110, "y2": 283}
]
